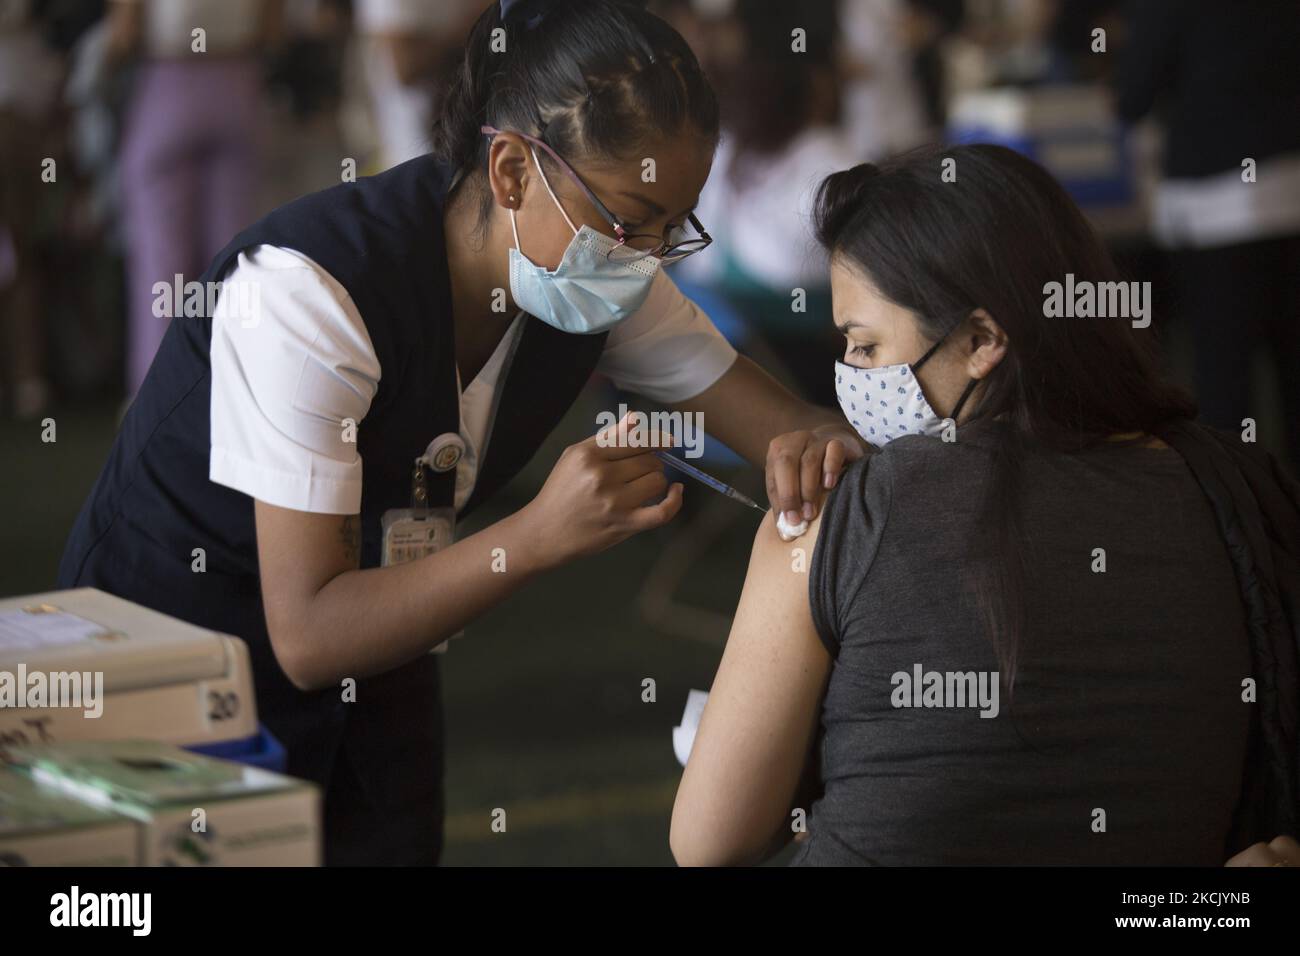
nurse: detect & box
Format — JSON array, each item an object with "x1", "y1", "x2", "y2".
[{"x1": 58, "y1": 0, "x2": 862, "y2": 864}]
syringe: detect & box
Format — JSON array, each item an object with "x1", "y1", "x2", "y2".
[{"x1": 654, "y1": 450, "x2": 768, "y2": 513}]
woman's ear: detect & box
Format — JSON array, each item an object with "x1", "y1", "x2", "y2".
[
  {"x1": 964, "y1": 308, "x2": 1009, "y2": 380},
  {"x1": 486, "y1": 133, "x2": 531, "y2": 211}
]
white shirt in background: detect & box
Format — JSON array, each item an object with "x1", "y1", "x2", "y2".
[
  {"x1": 680, "y1": 129, "x2": 860, "y2": 292},
  {"x1": 209, "y1": 246, "x2": 738, "y2": 515},
  {"x1": 839, "y1": 0, "x2": 927, "y2": 159},
  {"x1": 353, "y1": 0, "x2": 463, "y2": 34},
  {"x1": 353, "y1": 0, "x2": 476, "y2": 167},
  {"x1": 1154, "y1": 152, "x2": 1300, "y2": 250}
]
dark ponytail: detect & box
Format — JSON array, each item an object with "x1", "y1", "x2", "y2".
[
  {"x1": 432, "y1": 0, "x2": 720, "y2": 222},
  {"x1": 815, "y1": 145, "x2": 1197, "y2": 698}
]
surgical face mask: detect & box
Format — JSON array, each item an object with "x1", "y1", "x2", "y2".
[
  {"x1": 835, "y1": 329, "x2": 977, "y2": 446},
  {"x1": 508, "y1": 148, "x2": 660, "y2": 334}
]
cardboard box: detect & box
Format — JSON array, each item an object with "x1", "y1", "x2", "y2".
[
  {"x1": 0, "y1": 589, "x2": 260, "y2": 752},
  {"x1": 7, "y1": 739, "x2": 320, "y2": 866},
  {"x1": 0, "y1": 766, "x2": 138, "y2": 866}
]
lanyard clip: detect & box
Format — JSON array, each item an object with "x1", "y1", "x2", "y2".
[
  {"x1": 411, "y1": 434, "x2": 465, "y2": 512},
  {"x1": 411, "y1": 458, "x2": 429, "y2": 511}
]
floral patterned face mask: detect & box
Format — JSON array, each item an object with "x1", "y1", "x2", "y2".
[{"x1": 834, "y1": 329, "x2": 977, "y2": 446}]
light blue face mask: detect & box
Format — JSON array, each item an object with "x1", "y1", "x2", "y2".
[{"x1": 508, "y1": 147, "x2": 660, "y2": 335}]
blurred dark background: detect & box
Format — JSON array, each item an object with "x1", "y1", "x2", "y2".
[{"x1": 1, "y1": 0, "x2": 1296, "y2": 863}]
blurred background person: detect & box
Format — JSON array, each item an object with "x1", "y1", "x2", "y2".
[
  {"x1": 838, "y1": 0, "x2": 930, "y2": 158},
  {"x1": 351, "y1": 0, "x2": 480, "y2": 169},
  {"x1": 1115, "y1": 0, "x2": 1300, "y2": 467},
  {"x1": 0, "y1": 0, "x2": 65, "y2": 419},
  {"x1": 259, "y1": 0, "x2": 354, "y2": 204},
  {"x1": 677, "y1": 0, "x2": 854, "y2": 405},
  {"x1": 106, "y1": 0, "x2": 283, "y2": 399},
  {"x1": 1043, "y1": 0, "x2": 1120, "y2": 83},
  {"x1": 892, "y1": 0, "x2": 964, "y2": 133},
  {"x1": 264, "y1": 0, "x2": 351, "y2": 124}
]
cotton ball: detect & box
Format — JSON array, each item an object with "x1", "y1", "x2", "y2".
[{"x1": 776, "y1": 512, "x2": 808, "y2": 541}]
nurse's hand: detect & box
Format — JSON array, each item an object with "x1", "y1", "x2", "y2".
[
  {"x1": 765, "y1": 424, "x2": 868, "y2": 533},
  {"x1": 1225, "y1": 835, "x2": 1300, "y2": 866},
  {"x1": 521, "y1": 414, "x2": 684, "y2": 568}
]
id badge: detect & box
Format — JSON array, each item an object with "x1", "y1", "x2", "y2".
[
  {"x1": 381, "y1": 506, "x2": 461, "y2": 653},
  {"x1": 381, "y1": 506, "x2": 454, "y2": 566}
]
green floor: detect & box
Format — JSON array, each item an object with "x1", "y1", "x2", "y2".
[{"x1": 0, "y1": 388, "x2": 797, "y2": 865}]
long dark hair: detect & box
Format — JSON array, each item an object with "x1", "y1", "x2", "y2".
[
  {"x1": 814, "y1": 144, "x2": 1196, "y2": 694},
  {"x1": 432, "y1": 0, "x2": 720, "y2": 225}
]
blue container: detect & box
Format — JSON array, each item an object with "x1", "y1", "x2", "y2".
[
  {"x1": 184, "y1": 723, "x2": 287, "y2": 772},
  {"x1": 948, "y1": 125, "x2": 1135, "y2": 207}
]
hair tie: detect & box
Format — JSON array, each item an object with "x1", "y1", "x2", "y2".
[{"x1": 500, "y1": 0, "x2": 549, "y2": 30}]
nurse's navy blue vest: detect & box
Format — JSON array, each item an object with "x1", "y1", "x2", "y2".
[{"x1": 57, "y1": 156, "x2": 608, "y2": 865}]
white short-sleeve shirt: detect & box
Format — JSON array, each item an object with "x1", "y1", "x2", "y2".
[{"x1": 209, "y1": 246, "x2": 737, "y2": 515}]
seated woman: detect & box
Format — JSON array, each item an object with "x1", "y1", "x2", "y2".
[{"x1": 671, "y1": 144, "x2": 1298, "y2": 865}]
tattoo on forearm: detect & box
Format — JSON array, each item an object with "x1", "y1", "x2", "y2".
[{"x1": 340, "y1": 516, "x2": 360, "y2": 565}]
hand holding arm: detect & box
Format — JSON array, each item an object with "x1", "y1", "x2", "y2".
[{"x1": 668, "y1": 355, "x2": 867, "y2": 523}]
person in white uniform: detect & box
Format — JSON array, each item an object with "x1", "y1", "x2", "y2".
[
  {"x1": 60, "y1": 0, "x2": 866, "y2": 865},
  {"x1": 352, "y1": 0, "x2": 480, "y2": 168}
]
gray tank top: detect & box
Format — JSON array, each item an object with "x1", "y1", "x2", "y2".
[{"x1": 792, "y1": 423, "x2": 1252, "y2": 865}]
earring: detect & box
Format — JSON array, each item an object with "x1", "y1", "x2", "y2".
[{"x1": 509, "y1": 195, "x2": 517, "y2": 205}]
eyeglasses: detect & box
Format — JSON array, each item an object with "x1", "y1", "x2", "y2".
[{"x1": 481, "y1": 125, "x2": 713, "y2": 265}]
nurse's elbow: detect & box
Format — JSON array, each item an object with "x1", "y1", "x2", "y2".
[
  {"x1": 282, "y1": 657, "x2": 331, "y2": 693},
  {"x1": 268, "y1": 625, "x2": 330, "y2": 692}
]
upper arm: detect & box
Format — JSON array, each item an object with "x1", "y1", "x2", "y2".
[
  {"x1": 208, "y1": 248, "x2": 379, "y2": 681},
  {"x1": 209, "y1": 247, "x2": 379, "y2": 515},
  {"x1": 668, "y1": 354, "x2": 816, "y2": 469},
  {"x1": 254, "y1": 501, "x2": 360, "y2": 685},
  {"x1": 671, "y1": 510, "x2": 832, "y2": 866},
  {"x1": 596, "y1": 272, "x2": 738, "y2": 405}
]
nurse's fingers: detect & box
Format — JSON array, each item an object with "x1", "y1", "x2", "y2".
[
  {"x1": 822, "y1": 438, "x2": 850, "y2": 491},
  {"x1": 1225, "y1": 835, "x2": 1300, "y2": 866},
  {"x1": 799, "y1": 441, "x2": 825, "y2": 520},
  {"x1": 1225, "y1": 842, "x2": 1275, "y2": 866},
  {"x1": 600, "y1": 449, "x2": 667, "y2": 484},
  {"x1": 1271, "y1": 835, "x2": 1300, "y2": 861},
  {"x1": 623, "y1": 481, "x2": 684, "y2": 533},
  {"x1": 765, "y1": 431, "x2": 813, "y2": 528},
  {"x1": 592, "y1": 412, "x2": 673, "y2": 460},
  {"x1": 619, "y1": 467, "x2": 669, "y2": 507}
]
